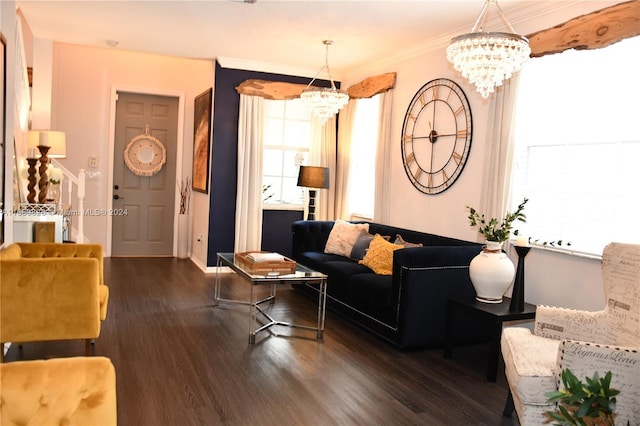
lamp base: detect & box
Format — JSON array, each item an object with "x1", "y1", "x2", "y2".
[{"x1": 306, "y1": 189, "x2": 317, "y2": 220}]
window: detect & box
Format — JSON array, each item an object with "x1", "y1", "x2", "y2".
[
  {"x1": 262, "y1": 99, "x2": 311, "y2": 207},
  {"x1": 345, "y1": 95, "x2": 381, "y2": 219},
  {"x1": 509, "y1": 36, "x2": 640, "y2": 255}
]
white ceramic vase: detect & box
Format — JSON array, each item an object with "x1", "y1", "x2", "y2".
[
  {"x1": 177, "y1": 214, "x2": 189, "y2": 259},
  {"x1": 469, "y1": 241, "x2": 515, "y2": 303}
]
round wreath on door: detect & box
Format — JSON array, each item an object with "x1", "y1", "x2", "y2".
[{"x1": 123, "y1": 131, "x2": 167, "y2": 177}]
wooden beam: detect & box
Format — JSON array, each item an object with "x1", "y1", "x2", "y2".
[
  {"x1": 347, "y1": 72, "x2": 397, "y2": 99},
  {"x1": 527, "y1": 0, "x2": 640, "y2": 58},
  {"x1": 236, "y1": 72, "x2": 396, "y2": 101},
  {"x1": 235, "y1": 80, "x2": 308, "y2": 100}
]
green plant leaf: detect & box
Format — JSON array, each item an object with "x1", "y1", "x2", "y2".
[{"x1": 576, "y1": 398, "x2": 594, "y2": 418}]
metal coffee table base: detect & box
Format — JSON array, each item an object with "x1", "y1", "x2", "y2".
[
  {"x1": 214, "y1": 253, "x2": 327, "y2": 344},
  {"x1": 215, "y1": 283, "x2": 326, "y2": 344}
]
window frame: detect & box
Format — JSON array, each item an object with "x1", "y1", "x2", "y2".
[
  {"x1": 508, "y1": 35, "x2": 640, "y2": 257},
  {"x1": 261, "y1": 98, "x2": 311, "y2": 210}
]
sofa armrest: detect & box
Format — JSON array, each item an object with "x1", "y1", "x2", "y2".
[
  {"x1": 393, "y1": 245, "x2": 481, "y2": 269},
  {"x1": 534, "y1": 305, "x2": 609, "y2": 343},
  {"x1": 556, "y1": 339, "x2": 640, "y2": 423},
  {"x1": 0, "y1": 258, "x2": 101, "y2": 343},
  {"x1": 391, "y1": 245, "x2": 484, "y2": 348}
]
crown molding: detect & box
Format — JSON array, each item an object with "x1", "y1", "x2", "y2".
[{"x1": 216, "y1": 56, "x2": 325, "y2": 80}]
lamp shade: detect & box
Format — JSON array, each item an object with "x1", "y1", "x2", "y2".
[
  {"x1": 28, "y1": 130, "x2": 67, "y2": 158},
  {"x1": 297, "y1": 166, "x2": 330, "y2": 189}
]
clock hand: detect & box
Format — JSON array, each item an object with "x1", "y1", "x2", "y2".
[
  {"x1": 413, "y1": 133, "x2": 455, "y2": 140},
  {"x1": 429, "y1": 132, "x2": 435, "y2": 173}
]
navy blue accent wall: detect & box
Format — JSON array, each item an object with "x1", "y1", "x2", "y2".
[
  {"x1": 206, "y1": 61, "x2": 334, "y2": 266},
  {"x1": 261, "y1": 209, "x2": 304, "y2": 258}
]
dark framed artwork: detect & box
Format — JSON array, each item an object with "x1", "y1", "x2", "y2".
[
  {"x1": 192, "y1": 88, "x2": 212, "y2": 193},
  {"x1": 0, "y1": 34, "x2": 6, "y2": 244}
]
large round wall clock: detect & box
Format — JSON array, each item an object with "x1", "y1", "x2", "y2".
[{"x1": 401, "y1": 78, "x2": 472, "y2": 195}]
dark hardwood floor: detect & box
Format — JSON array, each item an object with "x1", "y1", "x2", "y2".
[{"x1": 4, "y1": 257, "x2": 516, "y2": 425}]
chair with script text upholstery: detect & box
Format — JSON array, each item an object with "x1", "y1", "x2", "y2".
[
  {"x1": 0, "y1": 243, "x2": 109, "y2": 362},
  {"x1": 500, "y1": 242, "x2": 640, "y2": 425}
]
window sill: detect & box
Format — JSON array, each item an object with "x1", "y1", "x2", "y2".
[{"x1": 262, "y1": 204, "x2": 304, "y2": 211}]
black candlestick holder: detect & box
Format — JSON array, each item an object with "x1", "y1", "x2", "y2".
[{"x1": 509, "y1": 245, "x2": 531, "y2": 312}]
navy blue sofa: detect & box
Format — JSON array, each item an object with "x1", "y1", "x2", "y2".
[{"x1": 291, "y1": 220, "x2": 491, "y2": 349}]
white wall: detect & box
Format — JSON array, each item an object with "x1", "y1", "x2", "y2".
[
  {"x1": 339, "y1": 2, "x2": 611, "y2": 311},
  {"x1": 47, "y1": 43, "x2": 213, "y2": 265}
]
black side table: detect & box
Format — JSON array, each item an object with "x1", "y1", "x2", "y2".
[{"x1": 443, "y1": 296, "x2": 536, "y2": 382}]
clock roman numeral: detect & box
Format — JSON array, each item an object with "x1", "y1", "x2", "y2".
[
  {"x1": 452, "y1": 151, "x2": 462, "y2": 165},
  {"x1": 404, "y1": 152, "x2": 415, "y2": 165},
  {"x1": 432, "y1": 85, "x2": 439, "y2": 101},
  {"x1": 456, "y1": 129, "x2": 469, "y2": 138},
  {"x1": 454, "y1": 106, "x2": 465, "y2": 117},
  {"x1": 413, "y1": 168, "x2": 422, "y2": 182}
]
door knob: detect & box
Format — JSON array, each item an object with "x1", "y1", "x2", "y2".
[{"x1": 113, "y1": 194, "x2": 120, "y2": 200}]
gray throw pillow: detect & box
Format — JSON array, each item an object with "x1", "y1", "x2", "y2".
[{"x1": 350, "y1": 231, "x2": 390, "y2": 260}]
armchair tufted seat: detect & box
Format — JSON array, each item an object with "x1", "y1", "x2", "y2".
[
  {"x1": 0, "y1": 243, "x2": 109, "y2": 362},
  {"x1": 0, "y1": 356, "x2": 117, "y2": 425}
]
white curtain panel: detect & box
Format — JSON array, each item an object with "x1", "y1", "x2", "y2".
[
  {"x1": 310, "y1": 115, "x2": 337, "y2": 221},
  {"x1": 235, "y1": 94, "x2": 265, "y2": 252},
  {"x1": 478, "y1": 76, "x2": 520, "y2": 245},
  {"x1": 373, "y1": 90, "x2": 394, "y2": 224},
  {"x1": 335, "y1": 99, "x2": 357, "y2": 220}
]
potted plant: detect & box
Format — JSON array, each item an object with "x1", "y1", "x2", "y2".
[
  {"x1": 545, "y1": 368, "x2": 623, "y2": 426},
  {"x1": 466, "y1": 197, "x2": 528, "y2": 245},
  {"x1": 464, "y1": 198, "x2": 528, "y2": 303}
]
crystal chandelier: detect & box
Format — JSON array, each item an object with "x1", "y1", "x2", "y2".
[
  {"x1": 446, "y1": 0, "x2": 531, "y2": 98},
  {"x1": 300, "y1": 40, "x2": 349, "y2": 125}
]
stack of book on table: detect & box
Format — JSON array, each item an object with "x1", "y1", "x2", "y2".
[{"x1": 234, "y1": 251, "x2": 297, "y2": 275}]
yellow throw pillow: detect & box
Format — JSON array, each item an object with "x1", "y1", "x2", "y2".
[{"x1": 359, "y1": 234, "x2": 403, "y2": 275}]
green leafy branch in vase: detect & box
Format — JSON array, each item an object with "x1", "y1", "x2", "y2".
[
  {"x1": 530, "y1": 238, "x2": 572, "y2": 248},
  {"x1": 466, "y1": 198, "x2": 528, "y2": 243}
]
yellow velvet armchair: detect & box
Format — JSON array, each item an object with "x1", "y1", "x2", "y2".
[
  {"x1": 0, "y1": 243, "x2": 109, "y2": 362},
  {"x1": 0, "y1": 356, "x2": 117, "y2": 425}
]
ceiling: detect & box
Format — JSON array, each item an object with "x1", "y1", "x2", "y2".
[{"x1": 16, "y1": 1, "x2": 617, "y2": 79}]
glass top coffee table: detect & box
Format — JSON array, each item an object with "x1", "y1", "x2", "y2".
[{"x1": 214, "y1": 252, "x2": 327, "y2": 344}]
